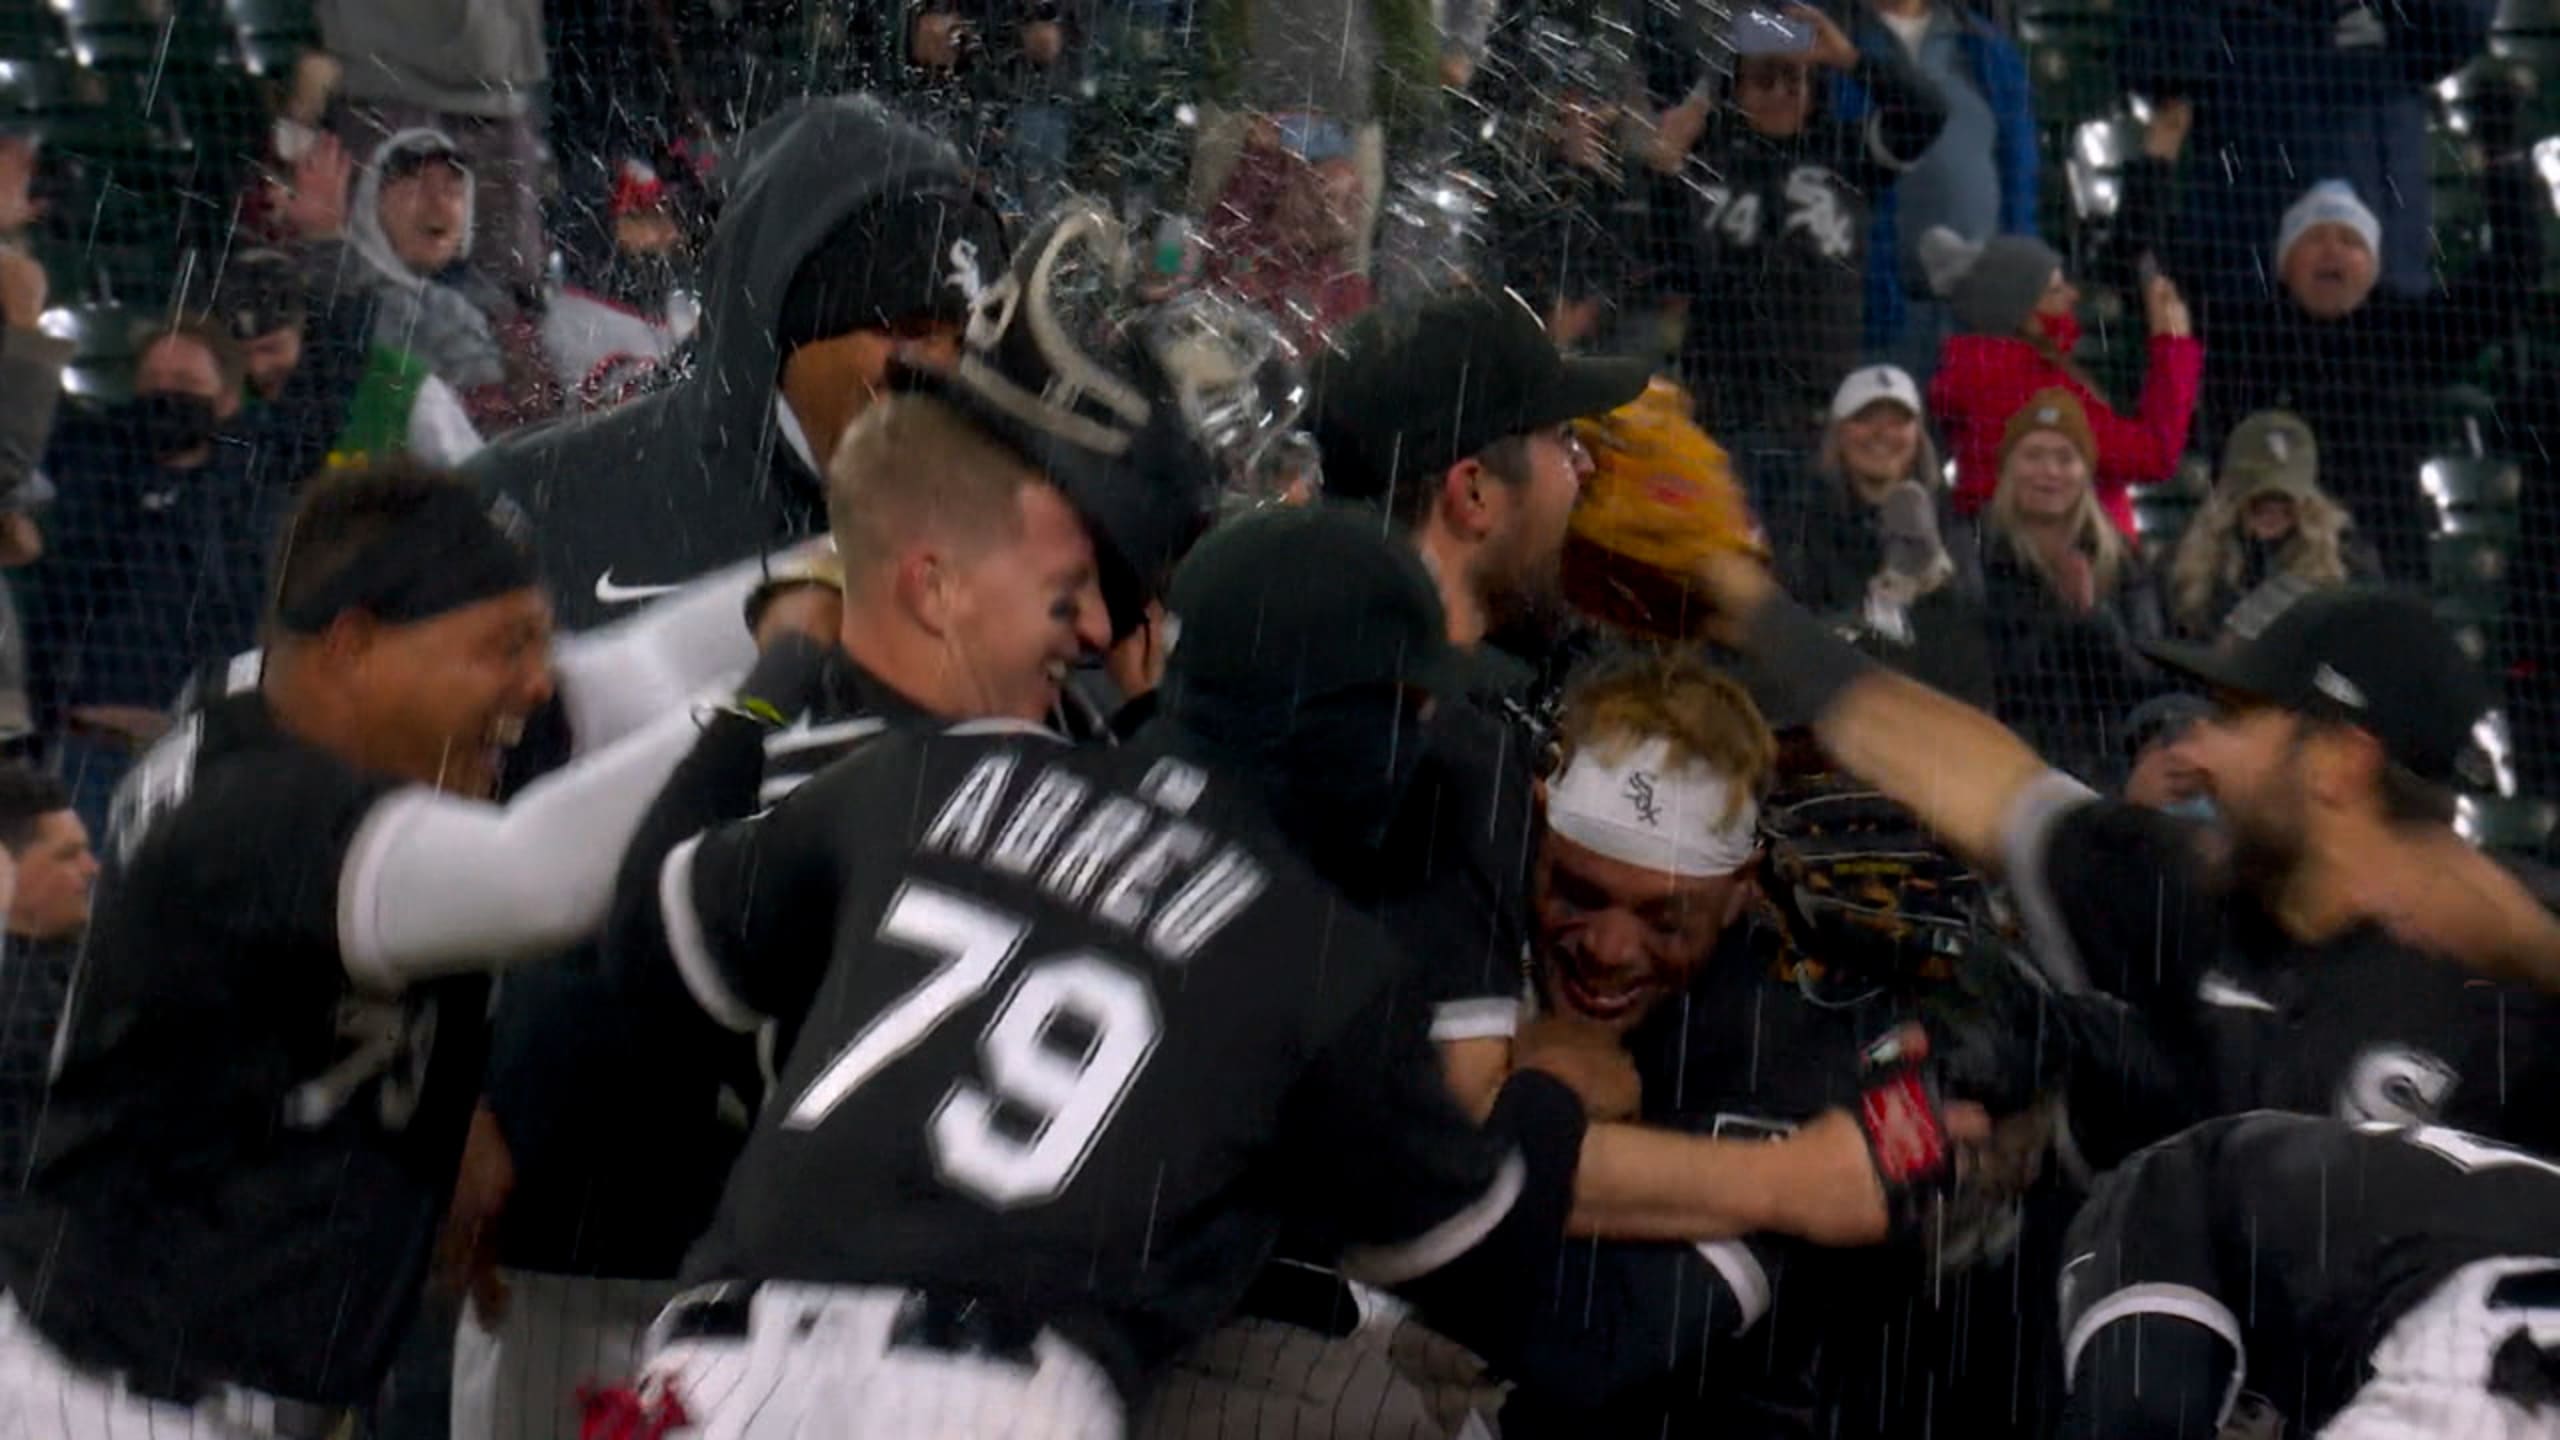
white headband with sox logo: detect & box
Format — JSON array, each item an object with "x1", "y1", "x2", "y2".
[{"x1": 1546, "y1": 737, "x2": 1760, "y2": 879}]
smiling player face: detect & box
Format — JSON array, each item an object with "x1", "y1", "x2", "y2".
[{"x1": 1534, "y1": 832, "x2": 1754, "y2": 1034}]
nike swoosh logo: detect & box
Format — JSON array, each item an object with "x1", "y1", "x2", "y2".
[{"x1": 593, "y1": 570, "x2": 684, "y2": 605}]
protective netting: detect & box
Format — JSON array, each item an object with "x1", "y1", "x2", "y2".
[{"x1": 0, "y1": 0, "x2": 2554, "y2": 848}]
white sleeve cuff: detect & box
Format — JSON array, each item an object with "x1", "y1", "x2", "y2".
[
  {"x1": 2062, "y1": 1281, "x2": 2245, "y2": 1429},
  {"x1": 1340, "y1": 1152, "x2": 1526, "y2": 1287},
  {"x1": 2001, "y1": 769, "x2": 2100, "y2": 994},
  {"x1": 1429, "y1": 996, "x2": 1522, "y2": 1044},
  {"x1": 660, "y1": 834, "x2": 766, "y2": 1033},
  {"x1": 1696, "y1": 1240, "x2": 1773, "y2": 1334}
]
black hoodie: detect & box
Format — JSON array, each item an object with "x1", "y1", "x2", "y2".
[{"x1": 470, "y1": 96, "x2": 1000, "y2": 631}]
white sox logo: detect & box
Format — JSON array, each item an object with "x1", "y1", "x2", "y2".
[
  {"x1": 2338, "y1": 1045, "x2": 2459, "y2": 1126},
  {"x1": 1623, "y1": 772, "x2": 1662, "y2": 827}
]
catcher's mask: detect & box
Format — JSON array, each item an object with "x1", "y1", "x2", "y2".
[
  {"x1": 1758, "y1": 772, "x2": 1988, "y2": 983},
  {"x1": 896, "y1": 198, "x2": 1313, "y2": 638}
]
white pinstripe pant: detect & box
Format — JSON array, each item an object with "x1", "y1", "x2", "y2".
[
  {"x1": 0, "y1": 1293, "x2": 348, "y2": 1440},
  {"x1": 636, "y1": 1283, "x2": 1122, "y2": 1440},
  {"x1": 1135, "y1": 1279, "x2": 1500, "y2": 1440},
  {"x1": 451, "y1": 1269, "x2": 678, "y2": 1440},
  {"x1": 2322, "y1": 1258, "x2": 2560, "y2": 1440}
]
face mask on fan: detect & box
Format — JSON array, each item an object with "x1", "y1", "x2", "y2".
[{"x1": 127, "y1": 391, "x2": 220, "y2": 459}]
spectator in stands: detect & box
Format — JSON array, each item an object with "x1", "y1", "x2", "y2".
[
  {"x1": 1833, "y1": 0, "x2": 2038, "y2": 381},
  {"x1": 544, "y1": 156, "x2": 702, "y2": 409},
  {"x1": 2164, "y1": 409, "x2": 2378, "y2": 641},
  {"x1": 1769, "y1": 365, "x2": 1992, "y2": 704},
  {"x1": 1187, "y1": 0, "x2": 1441, "y2": 276},
  {"x1": 0, "y1": 764, "x2": 92, "y2": 1182},
  {"x1": 290, "y1": 130, "x2": 558, "y2": 436},
  {"x1": 27, "y1": 320, "x2": 273, "y2": 827},
  {"x1": 1923, "y1": 226, "x2": 2202, "y2": 536},
  {"x1": 0, "y1": 172, "x2": 61, "y2": 757},
  {"x1": 215, "y1": 248, "x2": 483, "y2": 475},
  {"x1": 2124, "y1": 0, "x2": 2492, "y2": 304},
  {"x1": 317, "y1": 0, "x2": 551, "y2": 305},
  {"x1": 1665, "y1": 4, "x2": 1945, "y2": 463},
  {"x1": 1485, "y1": 36, "x2": 1652, "y2": 353},
  {"x1": 2201, "y1": 165, "x2": 2543, "y2": 583},
  {"x1": 1968, "y1": 388, "x2": 2163, "y2": 782},
  {"x1": 1199, "y1": 119, "x2": 1375, "y2": 355}
]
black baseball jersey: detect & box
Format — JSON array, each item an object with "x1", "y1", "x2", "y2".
[
  {"x1": 490, "y1": 652, "x2": 927, "y2": 1277},
  {"x1": 652, "y1": 723, "x2": 1523, "y2": 1400},
  {"x1": 2061, "y1": 1111, "x2": 2560, "y2": 1433},
  {"x1": 0, "y1": 932, "x2": 78, "y2": 1188},
  {"x1": 0, "y1": 694, "x2": 488, "y2": 1405},
  {"x1": 2011, "y1": 788, "x2": 2560, "y2": 1157}
]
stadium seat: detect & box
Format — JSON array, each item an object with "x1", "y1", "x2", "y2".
[
  {"x1": 2456, "y1": 792, "x2": 2556, "y2": 854},
  {"x1": 2434, "y1": 591, "x2": 2501, "y2": 662},
  {"x1": 2433, "y1": 530, "x2": 2511, "y2": 589},
  {"x1": 57, "y1": 0, "x2": 173, "y2": 71},
  {"x1": 2421, "y1": 454, "x2": 2525, "y2": 536},
  {"x1": 39, "y1": 300, "x2": 147, "y2": 403},
  {"x1": 222, "y1": 0, "x2": 316, "y2": 74}
]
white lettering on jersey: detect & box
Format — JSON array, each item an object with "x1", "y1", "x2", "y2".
[
  {"x1": 106, "y1": 713, "x2": 204, "y2": 865},
  {"x1": 2196, "y1": 972, "x2": 2279, "y2": 1012},
  {"x1": 2338, "y1": 1045, "x2": 2459, "y2": 1126},
  {"x1": 1093, "y1": 821, "x2": 1208, "y2": 932},
  {"x1": 1042, "y1": 796, "x2": 1155, "y2": 906},
  {"x1": 285, "y1": 994, "x2": 439, "y2": 1132},
  {"x1": 922, "y1": 753, "x2": 1017, "y2": 858},
  {"x1": 1698, "y1": 186, "x2": 1760, "y2": 247},
  {"x1": 1139, "y1": 757, "x2": 1208, "y2": 815},
  {"x1": 789, "y1": 884, "x2": 1162, "y2": 1209},
  {"x1": 986, "y1": 768, "x2": 1091, "y2": 877},
  {"x1": 1147, "y1": 847, "x2": 1269, "y2": 963},
  {"x1": 1782, "y1": 166, "x2": 1854, "y2": 260}
]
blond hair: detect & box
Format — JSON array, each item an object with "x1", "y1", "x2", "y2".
[
  {"x1": 827, "y1": 393, "x2": 1044, "y2": 584},
  {"x1": 2165, "y1": 479, "x2": 2355, "y2": 636},
  {"x1": 1986, "y1": 445, "x2": 2129, "y2": 598},
  {"x1": 1555, "y1": 651, "x2": 1776, "y2": 827}
]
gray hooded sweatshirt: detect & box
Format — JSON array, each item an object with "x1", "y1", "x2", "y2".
[
  {"x1": 469, "y1": 96, "x2": 998, "y2": 631},
  {"x1": 303, "y1": 127, "x2": 508, "y2": 393}
]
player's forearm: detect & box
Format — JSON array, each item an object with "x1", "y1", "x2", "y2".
[
  {"x1": 1709, "y1": 556, "x2": 2050, "y2": 872},
  {"x1": 556, "y1": 558, "x2": 765, "y2": 750},
  {"x1": 1569, "y1": 1111, "x2": 1891, "y2": 1246},
  {"x1": 337, "y1": 702, "x2": 711, "y2": 987}
]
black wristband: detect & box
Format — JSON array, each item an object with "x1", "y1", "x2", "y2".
[
  {"x1": 1739, "y1": 591, "x2": 1881, "y2": 730},
  {"x1": 1485, "y1": 1067, "x2": 1591, "y2": 1214},
  {"x1": 738, "y1": 633, "x2": 836, "y2": 721}
]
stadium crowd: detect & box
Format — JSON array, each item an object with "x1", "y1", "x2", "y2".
[{"x1": 0, "y1": 0, "x2": 2556, "y2": 1436}]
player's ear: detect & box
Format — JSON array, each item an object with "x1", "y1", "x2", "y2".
[
  {"x1": 2305, "y1": 723, "x2": 2384, "y2": 811},
  {"x1": 897, "y1": 544, "x2": 955, "y2": 637},
  {"x1": 317, "y1": 609, "x2": 381, "y2": 669},
  {"x1": 1438, "y1": 457, "x2": 1497, "y2": 542}
]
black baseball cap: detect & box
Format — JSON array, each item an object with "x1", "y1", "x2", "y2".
[
  {"x1": 2138, "y1": 587, "x2": 2494, "y2": 784},
  {"x1": 214, "y1": 248, "x2": 306, "y2": 341},
  {"x1": 1310, "y1": 289, "x2": 1651, "y2": 506},
  {"x1": 1164, "y1": 503, "x2": 1465, "y2": 704}
]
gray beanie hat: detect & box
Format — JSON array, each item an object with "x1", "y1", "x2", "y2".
[{"x1": 1918, "y1": 227, "x2": 2066, "y2": 337}]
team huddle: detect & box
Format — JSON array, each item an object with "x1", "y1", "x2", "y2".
[{"x1": 4, "y1": 96, "x2": 2560, "y2": 1440}]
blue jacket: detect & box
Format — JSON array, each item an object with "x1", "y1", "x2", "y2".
[{"x1": 1831, "y1": 6, "x2": 2038, "y2": 351}]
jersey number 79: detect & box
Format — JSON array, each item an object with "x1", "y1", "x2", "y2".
[{"x1": 783, "y1": 881, "x2": 1163, "y2": 1209}]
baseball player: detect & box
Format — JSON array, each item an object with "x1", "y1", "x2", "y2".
[
  {"x1": 0, "y1": 462, "x2": 806, "y2": 1439},
  {"x1": 457, "y1": 201, "x2": 1297, "y2": 1440},
  {"x1": 605, "y1": 507, "x2": 1613, "y2": 1437},
  {"x1": 1500, "y1": 652, "x2": 2068, "y2": 1439},
  {"x1": 1694, "y1": 561, "x2": 2560, "y2": 1160},
  {"x1": 2060, "y1": 1112, "x2": 2560, "y2": 1438}
]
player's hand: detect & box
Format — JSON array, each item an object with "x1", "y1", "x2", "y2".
[
  {"x1": 745, "y1": 539, "x2": 845, "y2": 648},
  {"x1": 1513, "y1": 1015, "x2": 1642, "y2": 1121},
  {"x1": 440, "y1": 1103, "x2": 515, "y2": 1327}
]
